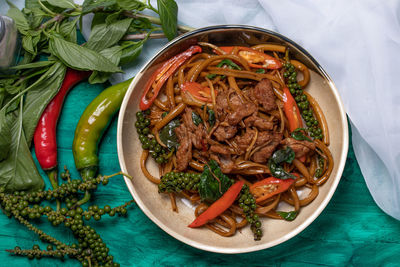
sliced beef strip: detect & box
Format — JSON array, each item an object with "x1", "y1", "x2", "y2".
[
  {"x1": 175, "y1": 124, "x2": 192, "y2": 171},
  {"x1": 251, "y1": 132, "x2": 283, "y2": 163},
  {"x1": 234, "y1": 128, "x2": 256, "y2": 154},
  {"x1": 226, "y1": 101, "x2": 257, "y2": 125},
  {"x1": 281, "y1": 137, "x2": 316, "y2": 158},
  {"x1": 181, "y1": 107, "x2": 207, "y2": 150},
  {"x1": 244, "y1": 115, "x2": 274, "y2": 130},
  {"x1": 215, "y1": 90, "x2": 229, "y2": 121},
  {"x1": 210, "y1": 144, "x2": 234, "y2": 155},
  {"x1": 213, "y1": 125, "x2": 237, "y2": 142},
  {"x1": 252, "y1": 79, "x2": 277, "y2": 112}
]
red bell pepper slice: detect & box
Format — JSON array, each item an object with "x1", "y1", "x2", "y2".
[
  {"x1": 140, "y1": 45, "x2": 202, "y2": 110},
  {"x1": 216, "y1": 46, "x2": 282, "y2": 69},
  {"x1": 181, "y1": 82, "x2": 215, "y2": 103},
  {"x1": 188, "y1": 180, "x2": 244, "y2": 228},
  {"x1": 282, "y1": 86, "x2": 303, "y2": 132},
  {"x1": 250, "y1": 177, "x2": 294, "y2": 203}
]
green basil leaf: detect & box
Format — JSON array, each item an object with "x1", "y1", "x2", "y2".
[
  {"x1": 271, "y1": 147, "x2": 295, "y2": 164},
  {"x1": 6, "y1": 1, "x2": 30, "y2": 34},
  {"x1": 291, "y1": 128, "x2": 312, "y2": 142},
  {"x1": 85, "y1": 18, "x2": 132, "y2": 52},
  {"x1": 23, "y1": 7, "x2": 44, "y2": 29},
  {"x1": 256, "y1": 68, "x2": 265, "y2": 74},
  {"x1": 128, "y1": 17, "x2": 153, "y2": 32},
  {"x1": 82, "y1": 0, "x2": 117, "y2": 13},
  {"x1": 12, "y1": 60, "x2": 55, "y2": 70},
  {"x1": 25, "y1": 0, "x2": 42, "y2": 10},
  {"x1": 159, "y1": 119, "x2": 180, "y2": 150},
  {"x1": 206, "y1": 73, "x2": 217, "y2": 79},
  {"x1": 22, "y1": 35, "x2": 35, "y2": 55},
  {"x1": 268, "y1": 160, "x2": 296, "y2": 180},
  {"x1": 45, "y1": 0, "x2": 76, "y2": 9},
  {"x1": 277, "y1": 211, "x2": 298, "y2": 221},
  {"x1": 105, "y1": 10, "x2": 122, "y2": 25},
  {"x1": 217, "y1": 59, "x2": 241, "y2": 70},
  {"x1": 91, "y1": 12, "x2": 108, "y2": 29},
  {"x1": 117, "y1": 0, "x2": 146, "y2": 11},
  {"x1": 59, "y1": 17, "x2": 78, "y2": 43},
  {"x1": 191, "y1": 111, "x2": 202, "y2": 126},
  {"x1": 119, "y1": 40, "x2": 144, "y2": 66},
  {"x1": 22, "y1": 61, "x2": 67, "y2": 145},
  {"x1": 89, "y1": 46, "x2": 123, "y2": 84},
  {"x1": 208, "y1": 109, "x2": 215, "y2": 127},
  {"x1": 198, "y1": 160, "x2": 233, "y2": 204},
  {"x1": 49, "y1": 36, "x2": 121, "y2": 73},
  {"x1": 0, "y1": 103, "x2": 44, "y2": 192},
  {"x1": 157, "y1": 0, "x2": 178, "y2": 41},
  {"x1": 0, "y1": 110, "x2": 11, "y2": 161}
]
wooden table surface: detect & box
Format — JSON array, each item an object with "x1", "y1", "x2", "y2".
[{"x1": 0, "y1": 78, "x2": 399, "y2": 267}]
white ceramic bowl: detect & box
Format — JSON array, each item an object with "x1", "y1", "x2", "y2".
[{"x1": 117, "y1": 25, "x2": 348, "y2": 254}]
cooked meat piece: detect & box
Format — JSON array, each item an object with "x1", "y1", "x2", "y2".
[
  {"x1": 226, "y1": 102, "x2": 257, "y2": 125},
  {"x1": 175, "y1": 124, "x2": 192, "y2": 171},
  {"x1": 251, "y1": 132, "x2": 283, "y2": 163},
  {"x1": 281, "y1": 137, "x2": 316, "y2": 158},
  {"x1": 215, "y1": 90, "x2": 229, "y2": 121},
  {"x1": 252, "y1": 79, "x2": 277, "y2": 112},
  {"x1": 210, "y1": 144, "x2": 234, "y2": 155},
  {"x1": 182, "y1": 107, "x2": 197, "y2": 131},
  {"x1": 235, "y1": 128, "x2": 256, "y2": 154},
  {"x1": 244, "y1": 115, "x2": 274, "y2": 130},
  {"x1": 181, "y1": 107, "x2": 207, "y2": 150},
  {"x1": 213, "y1": 125, "x2": 237, "y2": 141},
  {"x1": 210, "y1": 154, "x2": 235, "y2": 173}
]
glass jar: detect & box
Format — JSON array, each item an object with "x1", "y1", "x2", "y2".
[{"x1": 0, "y1": 15, "x2": 20, "y2": 72}]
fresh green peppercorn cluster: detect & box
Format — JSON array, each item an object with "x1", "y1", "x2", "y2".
[
  {"x1": 135, "y1": 110, "x2": 169, "y2": 164},
  {"x1": 314, "y1": 156, "x2": 325, "y2": 178},
  {"x1": 0, "y1": 170, "x2": 132, "y2": 266},
  {"x1": 283, "y1": 62, "x2": 323, "y2": 140},
  {"x1": 238, "y1": 184, "x2": 262, "y2": 241},
  {"x1": 158, "y1": 172, "x2": 201, "y2": 193}
]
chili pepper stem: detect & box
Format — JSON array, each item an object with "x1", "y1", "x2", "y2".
[
  {"x1": 47, "y1": 169, "x2": 61, "y2": 211},
  {"x1": 75, "y1": 168, "x2": 97, "y2": 207}
]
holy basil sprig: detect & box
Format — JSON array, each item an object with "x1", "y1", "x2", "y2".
[
  {"x1": 268, "y1": 147, "x2": 296, "y2": 179},
  {"x1": 277, "y1": 210, "x2": 298, "y2": 221}
]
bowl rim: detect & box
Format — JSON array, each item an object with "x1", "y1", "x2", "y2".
[{"x1": 117, "y1": 25, "x2": 349, "y2": 254}]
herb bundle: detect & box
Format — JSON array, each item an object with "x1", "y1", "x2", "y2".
[{"x1": 0, "y1": 0, "x2": 185, "y2": 193}]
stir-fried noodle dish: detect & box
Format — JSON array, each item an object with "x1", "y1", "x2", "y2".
[{"x1": 135, "y1": 42, "x2": 333, "y2": 241}]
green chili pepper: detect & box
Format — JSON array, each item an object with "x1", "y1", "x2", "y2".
[{"x1": 72, "y1": 78, "x2": 133, "y2": 205}]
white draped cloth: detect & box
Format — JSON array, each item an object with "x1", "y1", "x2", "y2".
[{"x1": 2, "y1": 0, "x2": 400, "y2": 220}]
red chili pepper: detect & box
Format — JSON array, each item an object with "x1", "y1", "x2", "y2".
[
  {"x1": 34, "y1": 69, "x2": 90, "y2": 187},
  {"x1": 216, "y1": 46, "x2": 282, "y2": 69},
  {"x1": 181, "y1": 82, "x2": 214, "y2": 103},
  {"x1": 250, "y1": 177, "x2": 294, "y2": 203},
  {"x1": 188, "y1": 180, "x2": 244, "y2": 228},
  {"x1": 140, "y1": 45, "x2": 202, "y2": 110},
  {"x1": 282, "y1": 87, "x2": 303, "y2": 132}
]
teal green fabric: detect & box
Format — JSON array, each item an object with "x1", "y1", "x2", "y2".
[{"x1": 0, "y1": 81, "x2": 399, "y2": 266}]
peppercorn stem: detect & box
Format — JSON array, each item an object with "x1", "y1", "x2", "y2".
[
  {"x1": 47, "y1": 169, "x2": 61, "y2": 211},
  {"x1": 75, "y1": 168, "x2": 97, "y2": 207}
]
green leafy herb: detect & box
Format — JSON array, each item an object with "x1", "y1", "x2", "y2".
[
  {"x1": 12, "y1": 61, "x2": 55, "y2": 70},
  {"x1": 159, "y1": 119, "x2": 180, "y2": 150},
  {"x1": 81, "y1": 0, "x2": 117, "y2": 14},
  {"x1": 0, "y1": 99, "x2": 44, "y2": 192},
  {"x1": 49, "y1": 36, "x2": 121, "y2": 73},
  {"x1": 119, "y1": 40, "x2": 145, "y2": 66},
  {"x1": 268, "y1": 147, "x2": 296, "y2": 179},
  {"x1": 206, "y1": 73, "x2": 217, "y2": 79},
  {"x1": 217, "y1": 59, "x2": 241, "y2": 70},
  {"x1": 198, "y1": 160, "x2": 233, "y2": 204},
  {"x1": 208, "y1": 109, "x2": 215, "y2": 127},
  {"x1": 291, "y1": 128, "x2": 312, "y2": 142},
  {"x1": 59, "y1": 17, "x2": 78, "y2": 43},
  {"x1": 85, "y1": 18, "x2": 132, "y2": 52},
  {"x1": 277, "y1": 211, "x2": 298, "y2": 221},
  {"x1": 0, "y1": 110, "x2": 11, "y2": 161},
  {"x1": 256, "y1": 68, "x2": 265, "y2": 74},
  {"x1": 89, "y1": 46, "x2": 123, "y2": 84},
  {"x1": 191, "y1": 111, "x2": 202, "y2": 126},
  {"x1": 117, "y1": 0, "x2": 146, "y2": 11},
  {"x1": 22, "y1": 62, "x2": 67, "y2": 144},
  {"x1": 45, "y1": 0, "x2": 76, "y2": 9},
  {"x1": 157, "y1": 0, "x2": 178, "y2": 41},
  {"x1": 6, "y1": 2, "x2": 30, "y2": 34}
]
